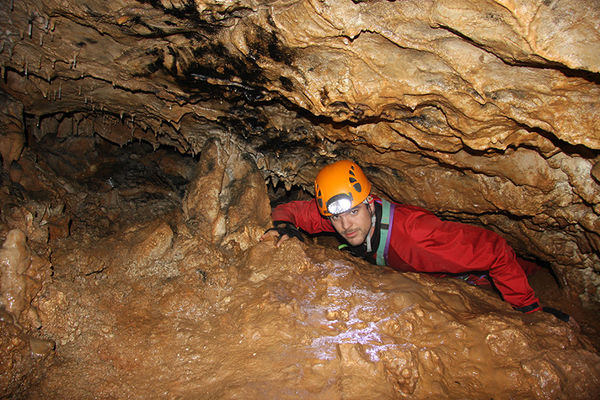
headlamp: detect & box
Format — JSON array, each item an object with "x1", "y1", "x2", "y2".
[{"x1": 326, "y1": 193, "x2": 353, "y2": 215}]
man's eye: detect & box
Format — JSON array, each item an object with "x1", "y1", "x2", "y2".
[
  {"x1": 330, "y1": 215, "x2": 338, "y2": 222},
  {"x1": 350, "y1": 209, "x2": 359, "y2": 215}
]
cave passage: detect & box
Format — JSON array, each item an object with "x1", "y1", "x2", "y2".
[
  {"x1": 1, "y1": 131, "x2": 600, "y2": 399},
  {"x1": 1, "y1": 0, "x2": 600, "y2": 397}
]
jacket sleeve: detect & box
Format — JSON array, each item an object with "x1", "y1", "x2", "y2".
[
  {"x1": 271, "y1": 200, "x2": 336, "y2": 234},
  {"x1": 394, "y1": 207, "x2": 540, "y2": 311}
]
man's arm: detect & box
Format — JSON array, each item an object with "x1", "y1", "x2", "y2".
[
  {"x1": 261, "y1": 200, "x2": 335, "y2": 246},
  {"x1": 270, "y1": 200, "x2": 336, "y2": 233},
  {"x1": 394, "y1": 208, "x2": 541, "y2": 311}
]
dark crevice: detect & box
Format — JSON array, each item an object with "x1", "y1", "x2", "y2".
[
  {"x1": 519, "y1": 124, "x2": 599, "y2": 159},
  {"x1": 267, "y1": 181, "x2": 312, "y2": 208},
  {"x1": 85, "y1": 267, "x2": 106, "y2": 276}
]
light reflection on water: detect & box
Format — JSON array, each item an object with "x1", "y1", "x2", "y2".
[
  {"x1": 311, "y1": 320, "x2": 390, "y2": 361},
  {"x1": 306, "y1": 261, "x2": 417, "y2": 362},
  {"x1": 310, "y1": 282, "x2": 411, "y2": 362}
]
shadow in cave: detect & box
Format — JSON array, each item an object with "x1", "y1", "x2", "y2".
[
  {"x1": 16, "y1": 122, "x2": 196, "y2": 240},
  {"x1": 519, "y1": 124, "x2": 599, "y2": 159}
]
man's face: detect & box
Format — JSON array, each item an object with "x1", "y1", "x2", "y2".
[{"x1": 329, "y1": 202, "x2": 374, "y2": 246}]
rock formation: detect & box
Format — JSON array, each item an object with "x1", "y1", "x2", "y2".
[
  {"x1": 0, "y1": 0, "x2": 599, "y2": 398},
  {"x1": 0, "y1": 0, "x2": 598, "y2": 304}
]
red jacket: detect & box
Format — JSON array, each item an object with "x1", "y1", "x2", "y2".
[{"x1": 272, "y1": 197, "x2": 540, "y2": 312}]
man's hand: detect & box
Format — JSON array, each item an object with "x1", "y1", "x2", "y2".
[
  {"x1": 542, "y1": 306, "x2": 570, "y2": 322},
  {"x1": 260, "y1": 222, "x2": 304, "y2": 247},
  {"x1": 260, "y1": 229, "x2": 291, "y2": 247},
  {"x1": 542, "y1": 306, "x2": 580, "y2": 329}
]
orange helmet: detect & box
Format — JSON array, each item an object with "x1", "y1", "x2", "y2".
[{"x1": 314, "y1": 160, "x2": 372, "y2": 216}]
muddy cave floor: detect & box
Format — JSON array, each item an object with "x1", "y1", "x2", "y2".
[{"x1": 3, "y1": 137, "x2": 600, "y2": 398}]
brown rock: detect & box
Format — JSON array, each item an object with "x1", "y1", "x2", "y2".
[
  {"x1": 22, "y1": 236, "x2": 600, "y2": 399},
  {"x1": 127, "y1": 220, "x2": 173, "y2": 263},
  {"x1": 0, "y1": 229, "x2": 50, "y2": 326},
  {"x1": 0, "y1": 230, "x2": 31, "y2": 319},
  {"x1": 0, "y1": 92, "x2": 24, "y2": 171},
  {"x1": 0, "y1": 0, "x2": 597, "y2": 303},
  {"x1": 183, "y1": 138, "x2": 271, "y2": 249}
]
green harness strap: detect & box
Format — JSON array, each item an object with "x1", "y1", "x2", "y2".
[{"x1": 376, "y1": 199, "x2": 392, "y2": 266}]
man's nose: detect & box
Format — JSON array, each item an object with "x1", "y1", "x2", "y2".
[{"x1": 339, "y1": 214, "x2": 351, "y2": 231}]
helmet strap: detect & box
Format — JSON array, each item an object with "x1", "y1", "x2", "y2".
[{"x1": 364, "y1": 198, "x2": 376, "y2": 252}]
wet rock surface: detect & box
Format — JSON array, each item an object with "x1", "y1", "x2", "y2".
[
  {"x1": 25, "y1": 237, "x2": 600, "y2": 399},
  {"x1": 1, "y1": 137, "x2": 600, "y2": 399}
]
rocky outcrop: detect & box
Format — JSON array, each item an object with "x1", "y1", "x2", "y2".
[
  {"x1": 0, "y1": 229, "x2": 54, "y2": 397},
  {"x1": 183, "y1": 138, "x2": 271, "y2": 249},
  {"x1": 26, "y1": 218, "x2": 600, "y2": 399},
  {"x1": 0, "y1": 1, "x2": 598, "y2": 300}
]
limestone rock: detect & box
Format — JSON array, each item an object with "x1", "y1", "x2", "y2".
[
  {"x1": 24, "y1": 233, "x2": 600, "y2": 399},
  {"x1": 0, "y1": 230, "x2": 30, "y2": 319},
  {"x1": 0, "y1": 229, "x2": 49, "y2": 324},
  {"x1": 127, "y1": 220, "x2": 174, "y2": 264},
  {"x1": 0, "y1": 319, "x2": 37, "y2": 398},
  {"x1": 183, "y1": 138, "x2": 271, "y2": 249},
  {"x1": 0, "y1": 231, "x2": 54, "y2": 398}
]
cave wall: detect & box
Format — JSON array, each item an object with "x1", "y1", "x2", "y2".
[{"x1": 0, "y1": 0, "x2": 599, "y2": 303}]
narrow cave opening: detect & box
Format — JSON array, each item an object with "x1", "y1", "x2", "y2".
[{"x1": 262, "y1": 167, "x2": 600, "y2": 349}]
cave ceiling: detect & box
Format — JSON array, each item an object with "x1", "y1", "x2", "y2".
[{"x1": 0, "y1": 0, "x2": 599, "y2": 302}]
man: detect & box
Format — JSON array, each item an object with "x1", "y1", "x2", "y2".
[{"x1": 261, "y1": 160, "x2": 570, "y2": 321}]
